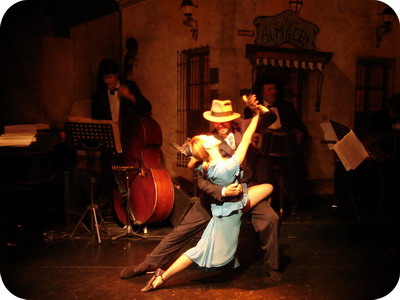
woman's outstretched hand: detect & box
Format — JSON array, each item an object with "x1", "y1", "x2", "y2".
[
  {"x1": 242, "y1": 94, "x2": 258, "y2": 110},
  {"x1": 242, "y1": 94, "x2": 269, "y2": 114}
]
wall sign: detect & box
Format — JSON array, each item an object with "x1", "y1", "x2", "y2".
[{"x1": 254, "y1": 10, "x2": 319, "y2": 50}]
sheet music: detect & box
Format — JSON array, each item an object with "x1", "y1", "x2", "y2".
[
  {"x1": 4, "y1": 123, "x2": 49, "y2": 134},
  {"x1": 332, "y1": 130, "x2": 369, "y2": 171},
  {"x1": 320, "y1": 121, "x2": 338, "y2": 150},
  {"x1": 0, "y1": 134, "x2": 36, "y2": 147},
  {"x1": 330, "y1": 120, "x2": 350, "y2": 140},
  {"x1": 0, "y1": 123, "x2": 48, "y2": 147}
]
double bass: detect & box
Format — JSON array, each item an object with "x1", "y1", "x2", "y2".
[{"x1": 113, "y1": 109, "x2": 174, "y2": 226}]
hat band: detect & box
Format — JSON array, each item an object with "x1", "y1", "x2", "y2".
[{"x1": 211, "y1": 111, "x2": 233, "y2": 117}]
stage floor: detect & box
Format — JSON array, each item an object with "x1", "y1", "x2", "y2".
[{"x1": 1, "y1": 199, "x2": 399, "y2": 300}]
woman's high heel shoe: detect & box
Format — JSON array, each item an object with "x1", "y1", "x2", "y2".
[{"x1": 141, "y1": 268, "x2": 165, "y2": 292}]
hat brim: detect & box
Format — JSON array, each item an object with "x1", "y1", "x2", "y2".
[
  {"x1": 203, "y1": 111, "x2": 241, "y2": 122},
  {"x1": 170, "y1": 141, "x2": 192, "y2": 157}
]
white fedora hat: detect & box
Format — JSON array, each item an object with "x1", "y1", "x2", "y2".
[{"x1": 203, "y1": 100, "x2": 241, "y2": 122}]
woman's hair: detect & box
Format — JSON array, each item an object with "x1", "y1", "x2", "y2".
[{"x1": 190, "y1": 136, "x2": 209, "y2": 161}]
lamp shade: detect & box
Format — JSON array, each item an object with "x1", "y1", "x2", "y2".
[
  {"x1": 379, "y1": 6, "x2": 396, "y2": 24},
  {"x1": 289, "y1": 0, "x2": 303, "y2": 13},
  {"x1": 181, "y1": 0, "x2": 196, "y2": 16}
]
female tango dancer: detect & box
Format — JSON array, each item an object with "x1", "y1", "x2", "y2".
[{"x1": 141, "y1": 95, "x2": 273, "y2": 292}]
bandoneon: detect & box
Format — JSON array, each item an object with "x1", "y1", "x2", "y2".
[{"x1": 257, "y1": 129, "x2": 299, "y2": 157}]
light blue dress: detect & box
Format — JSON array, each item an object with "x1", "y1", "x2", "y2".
[{"x1": 184, "y1": 155, "x2": 248, "y2": 268}]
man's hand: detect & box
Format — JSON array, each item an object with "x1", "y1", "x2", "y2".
[
  {"x1": 118, "y1": 84, "x2": 136, "y2": 103},
  {"x1": 225, "y1": 183, "x2": 243, "y2": 196},
  {"x1": 242, "y1": 94, "x2": 259, "y2": 112}
]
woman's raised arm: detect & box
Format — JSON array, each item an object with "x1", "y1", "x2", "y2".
[{"x1": 235, "y1": 95, "x2": 269, "y2": 165}]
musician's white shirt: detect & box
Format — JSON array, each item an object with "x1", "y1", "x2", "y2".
[
  {"x1": 264, "y1": 101, "x2": 282, "y2": 130},
  {"x1": 108, "y1": 82, "x2": 121, "y2": 123}
]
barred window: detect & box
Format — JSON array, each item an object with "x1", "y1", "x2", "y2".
[
  {"x1": 355, "y1": 57, "x2": 395, "y2": 137},
  {"x1": 176, "y1": 46, "x2": 210, "y2": 167}
]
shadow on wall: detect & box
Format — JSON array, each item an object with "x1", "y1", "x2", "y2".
[{"x1": 69, "y1": 99, "x2": 92, "y2": 118}]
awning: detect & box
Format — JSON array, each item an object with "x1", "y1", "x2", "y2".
[
  {"x1": 246, "y1": 44, "x2": 333, "y2": 72},
  {"x1": 246, "y1": 45, "x2": 333, "y2": 112}
]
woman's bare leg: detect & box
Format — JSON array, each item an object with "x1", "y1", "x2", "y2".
[
  {"x1": 247, "y1": 184, "x2": 273, "y2": 208},
  {"x1": 142, "y1": 254, "x2": 193, "y2": 291},
  {"x1": 161, "y1": 254, "x2": 193, "y2": 282}
]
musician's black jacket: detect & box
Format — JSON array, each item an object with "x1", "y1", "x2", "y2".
[
  {"x1": 91, "y1": 80, "x2": 152, "y2": 121},
  {"x1": 244, "y1": 100, "x2": 307, "y2": 135}
]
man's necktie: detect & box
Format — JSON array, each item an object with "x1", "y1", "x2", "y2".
[
  {"x1": 226, "y1": 135, "x2": 235, "y2": 149},
  {"x1": 110, "y1": 88, "x2": 118, "y2": 95}
]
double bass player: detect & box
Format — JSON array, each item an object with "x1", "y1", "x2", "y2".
[{"x1": 91, "y1": 59, "x2": 152, "y2": 216}]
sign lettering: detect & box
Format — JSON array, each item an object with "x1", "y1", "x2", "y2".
[{"x1": 254, "y1": 11, "x2": 319, "y2": 50}]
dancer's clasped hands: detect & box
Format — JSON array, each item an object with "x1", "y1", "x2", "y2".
[{"x1": 242, "y1": 94, "x2": 269, "y2": 114}]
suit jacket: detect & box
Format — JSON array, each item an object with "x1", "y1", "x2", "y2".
[
  {"x1": 196, "y1": 118, "x2": 254, "y2": 202},
  {"x1": 91, "y1": 80, "x2": 152, "y2": 121},
  {"x1": 195, "y1": 105, "x2": 280, "y2": 201}
]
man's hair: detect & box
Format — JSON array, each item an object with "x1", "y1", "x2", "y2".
[
  {"x1": 97, "y1": 59, "x2": 119, "y2": 88},
  {"x1": 252, "y1": 74, "x2": 283, "y2": 103},
  {"x1": 98, "y1": 59, "x2": 119, "y2": 77}
]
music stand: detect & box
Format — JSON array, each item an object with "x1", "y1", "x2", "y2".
[
  {"x1": 65, "y1": 118, "x2": 121, "y2": 243},
  {"x1": 320, "y1": 120, "x2": 368, "y2": 220}
]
